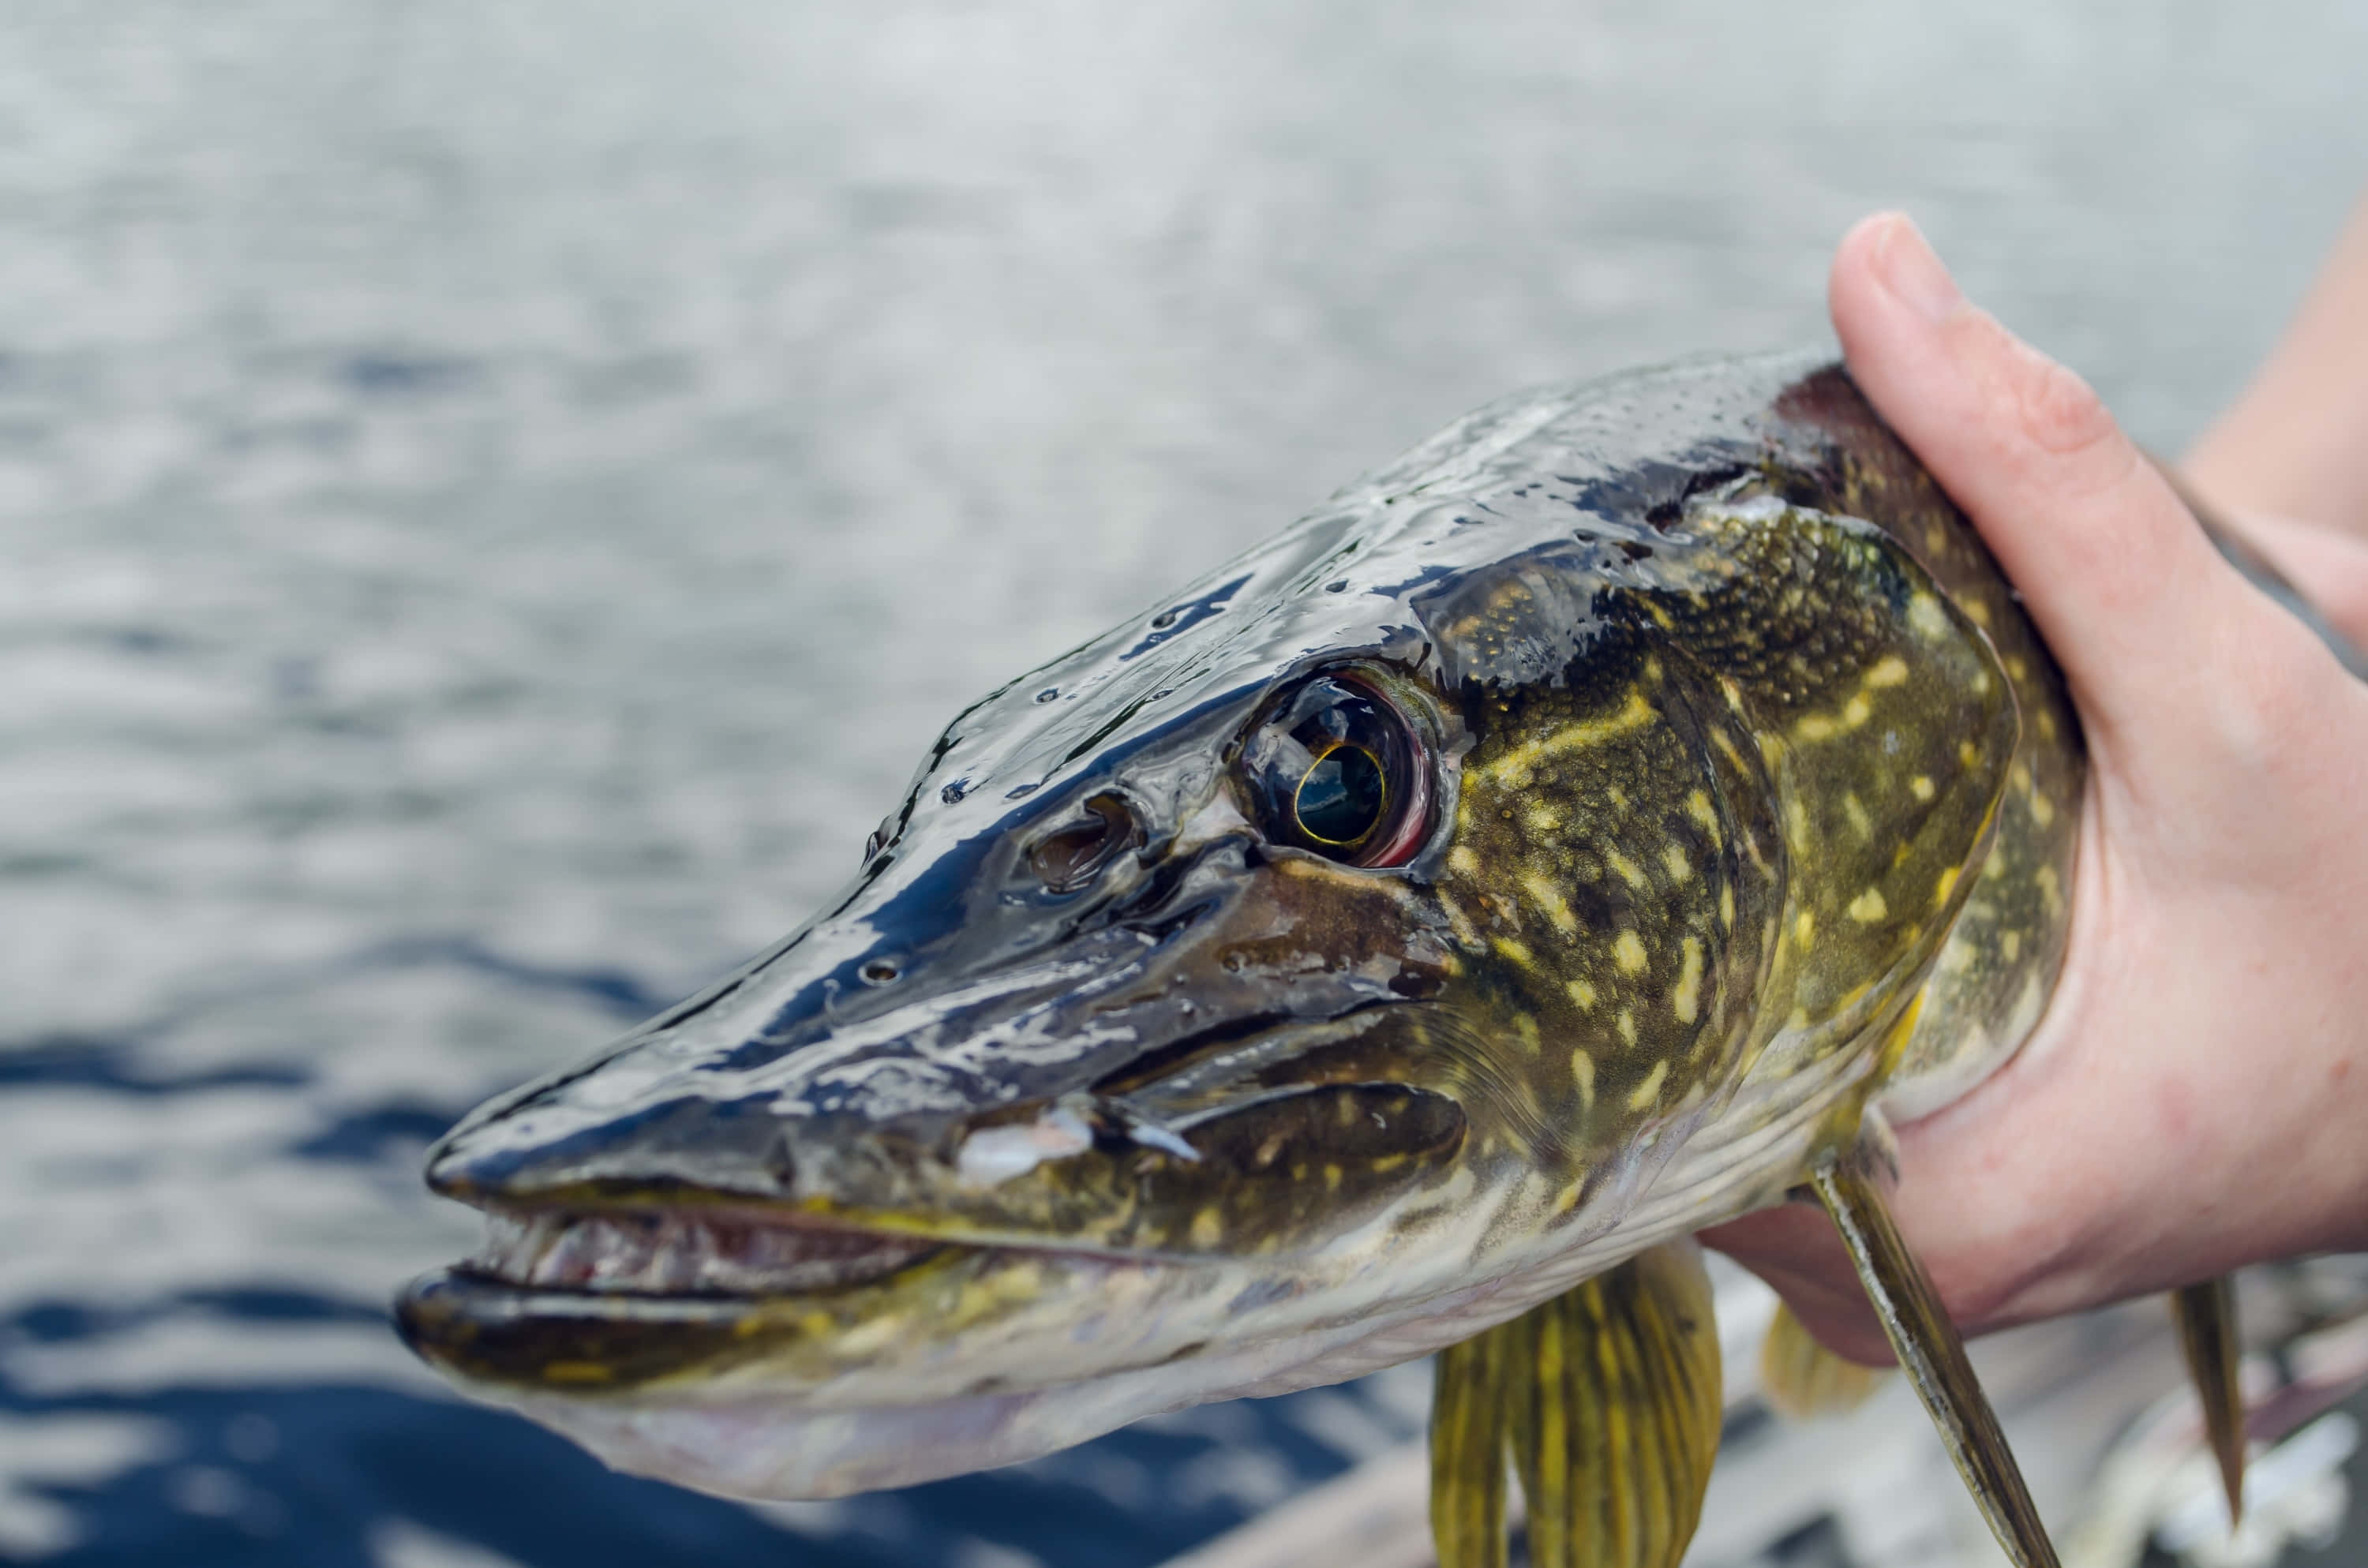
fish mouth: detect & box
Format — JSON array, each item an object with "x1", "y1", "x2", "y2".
[
  {"x1": 463, "y1": 1207, "x2": 950, "y2": 1300},
  {"x1": 392, "y1": 1202, "x2": 1180, "y2": 1394}
]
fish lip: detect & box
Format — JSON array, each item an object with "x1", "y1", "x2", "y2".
[{"x1": 392, "y1": 1198, "x2": 1219, "y2": 1394}]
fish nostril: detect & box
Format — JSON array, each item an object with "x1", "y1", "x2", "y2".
[
  {"x1": 859, "y1": 957, "x2": 903, "y2": 986},
  {"x1": 1029, "y1": 793, "x2": 1139, "y2": 893}
]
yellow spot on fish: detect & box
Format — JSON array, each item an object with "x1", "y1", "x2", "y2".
[
  {"x1": 1843, "y1": 693, "x2": 1872, "y2": 728},
  {"x1": 2036, "y1": 863, "x2": 2062, "y2": 914},
  {"x1": 1843, "y1": 793, "x2": 1872, "y2": 839},
  {"x1": 542, "y1": 1362, "x2": 615, "y2": 1385},
  {"x1": 1571, "y1": 1049, "x2": 1596, "y2": 1107},
  {"x1": 1959, "y1": 739, "x2": 1979, "y2": 766},
  {"x1": 1371, "y1": 1153, "x2": 1407, "y2": 1174},
  {"x1": 1514, "y1": 1015, "x2": 1542, "y2": 1055},
  {"x1": 2030, "y1": 790, "x2": 2055, "y2": 827},
  {"x1": 1567, "y1": 978, "x2": 1598, "y2": 1011},
  {"x1": 1672, "y1": 937, "x2": 1703, "y2": 1024},
  {"x1": 1483, "y1": 690, "x2": 1654, "y2": 783},
  {"x1": 1795, "y1": 909, "x2": 1815, "y2": 945},
  {"x1": 1934, "y1": 866, "x2": 1959, "y2": 906},
  {"x1": 1719, "y1": 885, "x2": 1734, "y2": 929},
  {"x1": 1786, "y1": 797, "x2": 1810, "y2": 846},
  {"x1": 1521, "y1": 872, "x2": 1579, "y2": 938},
  {"x1": 1606, "y1": 848, "x2": 1647, "y2": 889},
  {"x1": 1617, "y1": 1009, "x2": 1639, "y2": 1046},
  {"x1": 1787, "y1": 1005, "x2": 1810, "y2": 1030},
  {"x1": 1910, "y1": 775, "x2": 1935, "y2": 802},
  {"x1": 1628, "y1": 1060, "x2": 1667, "y2": 1110},
  {"x1": 1323, "y1": 1164, "x2": 1343, "y2": 1191},
  {"x1": 1662, "y1": 844, "x2": 1691, "y2": 883},
  {"x1": 2038, "y1": 711, "x2": 2057, "y2": 741},
  {"x1": 2005, "y1": 655, "x2": 2027, "y2": 681},
  {"x1": 1962, "y1": 599, "x2": 1991, "y2": 628},
  {"x1": 1525, "y1": 803, "x2": 1563, "y2": 834},
  {"x1": 1865, "y1": 655, "x2": 1909, "y2": 688},
  {"x1": 1908, "y1": 592, "x2": 1951, "y2": 641},
  {"x1": 1686, "y1": 790, "x2": 1718, "y2": 833},
  {"x1": 2011, "y1": 763, "x2": 2033, "y2": 794},
  {"x1": 1448, "y1": 845, "x2": 1479, "y2": 876},
  {"x1": 1190, "y1": 1208, "x2": 1223, "y2": 1247},
  {"x1": 2001, "y1": 929, "x2": 2021, "y2": 962},
  {"x1": 1493, "y1": 936, "x2": 1536, "y2": 970},
  {"x1": 1613, "y1": 930, "x2": 1647, "y2": 972},
  {"x1": 1849, "y1": 887, "x2": 1888, "y2": 923},
  {"x1": 1797, "y1": 713, "x2": 1837, "y2": 742}
]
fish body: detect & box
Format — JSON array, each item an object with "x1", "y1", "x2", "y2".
[{"x1": 397, "y1": 351, "x2": 2081, "y2": 1506}]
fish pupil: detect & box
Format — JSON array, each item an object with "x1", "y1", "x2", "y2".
[{"x1": 1295, "y1": 744, "x2": 1385, "y2": 845}]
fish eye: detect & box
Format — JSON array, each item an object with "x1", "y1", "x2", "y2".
[
  {"x1": 1294, "y1": 743, "x2": 1385, "y2": 844},
  {"x1": 1239, "y1": 673, "x2": 1430, "y2": 867}
]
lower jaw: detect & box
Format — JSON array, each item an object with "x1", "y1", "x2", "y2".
[
  {"x1": 450, "y1": 1301, "x2": 1358, "y2": 1503},
  {"x1": 395, "y1": 1267, "x2": 819, "y2": 1390}
]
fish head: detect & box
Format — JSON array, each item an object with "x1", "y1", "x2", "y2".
[
  {"x1": 393, "y1": 474, "x2": 1782, "y2": 1497},
  {"x1": 394, "y1": 357, "x2": 2018, "y2": 1500}
]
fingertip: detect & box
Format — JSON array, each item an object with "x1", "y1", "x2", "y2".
[{"x1": 1823, "y1": 213, "x2": 2237, "y2": 718}]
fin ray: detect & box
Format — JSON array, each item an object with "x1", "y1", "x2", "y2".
[
  {"x1": 1510, "y1": 1240, "x2": 1723, "y2": 1568},
  {"x1": 2171, "y1": 1275, "x2": 2246, "y2": 1525},
  {"x1": 1430, "y1": 1321, "x2": 1510, "y2": 1568},
  {"x1": 1810, "y1": 1150, "x2": 2059, "y2": 1568}
]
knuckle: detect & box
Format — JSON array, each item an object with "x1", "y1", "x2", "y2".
[{"x1": 2009, "y1": 342, "x2": 2119, "y2": 462}]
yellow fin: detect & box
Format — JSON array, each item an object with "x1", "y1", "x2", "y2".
[
  {"x1": 1429, "y1": 1322, "x2": 1510, "y2": 1568},
  {"x1": 1428, "y1": 1241, "x2": 1722, "y2": 1568},
  {"x1": 1758, "y1": 1297, "x2": 1887, "y2": 1419}
]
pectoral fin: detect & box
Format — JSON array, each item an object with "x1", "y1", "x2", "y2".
[
  {"x1": 1758, "y1": 1297, "x2": 1887, "y2": 1419},
  {"x1": 2171, "y1": 1275, "x2": 2246, "y2": 1525},
  {"x1": 1430, "y1": 1323, "x2": 1511, "y2": 1568},
  {"x1": 1428, "y1": 1241, "x2": 1723, "y2": 1568},
  {"x1": 1809, "y1": 1148, "x2": 2059, "y2": 1568}
]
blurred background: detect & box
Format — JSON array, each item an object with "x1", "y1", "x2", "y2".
[{"x1": 4, "y1": 3, "x2": 2366, "y2": 1566}]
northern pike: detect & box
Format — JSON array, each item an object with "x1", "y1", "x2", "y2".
[{"x1": 399, "y1": 352, "x2": 2276, "y2": 1568}]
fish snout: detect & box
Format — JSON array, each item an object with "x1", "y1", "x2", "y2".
[{"x1": 424, "y1": 1088, "x2": 800, "y2": 1209}]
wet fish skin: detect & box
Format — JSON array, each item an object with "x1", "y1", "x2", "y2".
[{"x1": 395, "y1": 350, "x2": 2079, "y2": 1501}]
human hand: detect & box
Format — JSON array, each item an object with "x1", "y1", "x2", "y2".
[{"x1": 1701, "y1": 213, "x2": 2368, "y2": 1364}]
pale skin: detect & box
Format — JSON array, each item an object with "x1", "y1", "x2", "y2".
[{"x1": 1703, "y1": 206, "x2": 2368, "y2": 1364}]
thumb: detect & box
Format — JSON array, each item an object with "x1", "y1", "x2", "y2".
[{"x1": 1827, "y1": 213, "x2": 2250, "y2": 743}]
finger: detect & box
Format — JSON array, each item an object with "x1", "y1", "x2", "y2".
[{"x1": 1827, "y1": 213, "x2": 2253, "y2": 739}]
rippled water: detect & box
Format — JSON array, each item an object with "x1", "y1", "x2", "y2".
[{"x1": 6, "y1": 4, "x2": 2366, "y2": 1564}]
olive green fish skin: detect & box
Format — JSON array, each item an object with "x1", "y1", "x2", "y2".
[{"x1": 395, "y1": 352, "x2": 2081, "y2": 1499}]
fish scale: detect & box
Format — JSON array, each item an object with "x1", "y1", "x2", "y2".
[{"x1": 398, "y1": 351, "x2": 2265, "y2": 1560}]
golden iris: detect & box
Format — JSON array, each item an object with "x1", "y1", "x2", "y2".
[{"x1": 1293, "y1": 742, "x2": 1387, "y2": 845}]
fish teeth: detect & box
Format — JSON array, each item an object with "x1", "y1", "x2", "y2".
[{"x1": 470, "y1": 1211, "x2": 936, "y2": 1296}]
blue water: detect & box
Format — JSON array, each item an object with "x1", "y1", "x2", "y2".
[{"x1": 4, "y1": 4, "x2": 2365, "y2": 1564}]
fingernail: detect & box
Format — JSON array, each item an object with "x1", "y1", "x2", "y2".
[{"x1": 1876, "y1": 215, "x2": 1961, "y2": 324}]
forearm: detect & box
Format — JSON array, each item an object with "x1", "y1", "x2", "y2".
[{"x1": 2185, "y1": 195, "x2": 2368, "y2": 537}]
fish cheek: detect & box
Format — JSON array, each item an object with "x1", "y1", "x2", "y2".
[
  {"x1": 1131, "y1": 1084, "x2": 1468, "y2": 1257},
  {"x1": 1427, "y1": 653, "x2": 1778, "y2": 1169}
]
